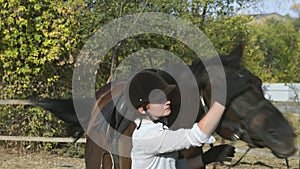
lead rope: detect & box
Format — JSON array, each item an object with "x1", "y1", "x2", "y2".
[
  {"x1": 211, "y1": 128, "x2": 251, "y2": 169},
  {"x1": 285, "y1": 158, "x2": 290, "y2": 168},
  {"x1": 224, "y1": 129, "x2": 251, "y2": 168},
  {"x1": 226, "y1": 148, "x2": 250, "y2": 168}
]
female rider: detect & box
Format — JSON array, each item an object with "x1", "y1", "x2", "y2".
[{"x1": 126, "y1": 69, "x2": 238, "y2": 169}]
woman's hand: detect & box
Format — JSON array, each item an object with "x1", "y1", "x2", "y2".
[{"x1": 202, "y1": 144, "x2": 235, "y2": 165}]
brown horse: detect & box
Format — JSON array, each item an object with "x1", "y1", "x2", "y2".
[
  {"x1": 1, "y1": 46, "x2": 296, "y2": 169},
  {"x1": 81, "y1": 46, "x2": 296, "y2": 169}
]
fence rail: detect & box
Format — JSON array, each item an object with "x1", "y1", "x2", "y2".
[
  {"x1": 0, "y1": 135, "x2": 86, "y2": 143},
  {"x1": 263, "y1": 83, "x2": 300, "y2": 102}
]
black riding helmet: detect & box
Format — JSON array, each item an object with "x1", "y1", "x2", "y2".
[{"x1": 126, "y1": 69, "x2": 177, "y2": 110}]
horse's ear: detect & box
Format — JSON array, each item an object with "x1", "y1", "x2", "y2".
[
  {"x1": 228, "y1": 42, "x2": 245, "y2": 62},
  {"x1": 190, "y1": 61, "x2": 207, "y2": 88}
]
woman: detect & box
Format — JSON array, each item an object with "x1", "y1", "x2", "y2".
[{"x1": 125, "y1": 69, "x2": 236, "y2": 169}]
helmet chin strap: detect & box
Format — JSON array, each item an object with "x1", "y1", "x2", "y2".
[
  {"x1": 144, "y1": 111, "x2": 156, "y2": 121},
  {"x1": 136, "y1": 104, "x2": 167, "y2": 129},
  {"x1": 136, "y1": 111, "x2": 156, "y2": 130},
  {"x1": 142, "y1": 104, "x2": 156, "y2": 121},
  {"x1": 136, "y1": 104, "x2": 155, "y2": 130}
]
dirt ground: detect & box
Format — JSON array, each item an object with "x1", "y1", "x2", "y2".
[
  {"x1": 1, "y1": 113, "x2": 299, "y2": 169},
  {"x1": 0, "y1": 147, "x2": 299, "y2": 169},
  {"x1": 0, "y1": 149, "x2": 85, "y2": 169}
]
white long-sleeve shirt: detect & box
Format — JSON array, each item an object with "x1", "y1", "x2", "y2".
[{"x1": 131, "y1": 119, "x2": 215, "y2": 169}]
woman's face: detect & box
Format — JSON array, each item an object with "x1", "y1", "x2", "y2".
[{"x1": 147, "y1": 100, "x2": 171, "y2": 120}]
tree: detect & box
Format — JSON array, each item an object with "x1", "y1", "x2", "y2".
[
  {"x1": 74, "y1": 0, "x2": 258, "y2": 81},
  {"x1": 0, "y1": 0, "x2": 82, "y2": 144},
  {"x1": 244, "y1": 18, "x2": 300, "y2": 82},
  {"x1": 0, "y1": 0, "x2": 81, "y2": 98}
]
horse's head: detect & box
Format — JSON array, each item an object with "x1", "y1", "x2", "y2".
[{"x1": 192, "y1": 46, "x2": 296, "y2": 158}]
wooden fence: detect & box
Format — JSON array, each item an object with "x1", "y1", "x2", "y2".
[
  {"x1": 0, "y1": 135, "x2": 86, "y2": 143},
  {"x1": 0, "y1": 135, "x2": 299, "y2": 160}
]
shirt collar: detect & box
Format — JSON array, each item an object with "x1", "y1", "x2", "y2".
[
  {"x1": 134, "y1": 118, "x2": 154, "y2": 126},
  {"x1": 134, "y1": 118, "x2": 169, "y2": 130}
]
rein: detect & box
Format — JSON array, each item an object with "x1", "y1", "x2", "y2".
[
  {"x1": 100, "y1": 120, "x2": 116, "y2": 169},
  {"x1": 100, "y1": 150, "x2": 115, "y2": 169},
  {"x1": 99, "y1": 93, "x2": 126, "y2": 169}
]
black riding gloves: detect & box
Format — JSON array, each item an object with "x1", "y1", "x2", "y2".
[{"x1": 201, "y1": 144, "x2": 235, "y2": 165}]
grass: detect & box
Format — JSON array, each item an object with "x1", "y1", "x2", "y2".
[{"x1": 283, "y1": 113, "x2": 300, "y2": 145}]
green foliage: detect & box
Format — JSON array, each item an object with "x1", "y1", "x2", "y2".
[
  {"x1": 244, "y1": 18, "x2": 300, "y2": 82},
  {"x1": 0, "y1": 105, "x2": 65, "y2": 150},
  {"x1": 204, "y1": 15, "x2": 252, "y2": 55},
  {"x1": 0, "y1": 0, "x2": 80, "y2": 99}
]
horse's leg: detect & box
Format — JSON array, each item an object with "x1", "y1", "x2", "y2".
[
  {"x1": 180, "y1": 146, "x2": 206, "y2": 169},
  {"x1": 85, "y1": 136, "x2": 112, "y2": 169},
  {"x1": 118, "y1": 122, "x2": 136, "y2": 169}
]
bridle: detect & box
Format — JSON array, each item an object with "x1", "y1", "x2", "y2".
[
  {"x1": 223, "y1": 98, "x2": 291, "y2": 168},
  {"x1": 223, "y1": 99, "x2": 270, "y2": 168},
  {"x1": 200, "y1": 67, "x2": 261, "y2": 167}
]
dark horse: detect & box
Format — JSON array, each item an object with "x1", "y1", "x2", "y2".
[{"x1": 2, "y1": 45, "x2": 296, "y2": 169}]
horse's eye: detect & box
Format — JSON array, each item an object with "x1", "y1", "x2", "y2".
[{"x1": 238, "y1": 74, "x2": 244, "y2": 78}]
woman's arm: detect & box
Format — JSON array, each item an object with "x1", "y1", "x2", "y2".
[{"x1": 197, "y1": 101, "x2": 225, "y2": 135}]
